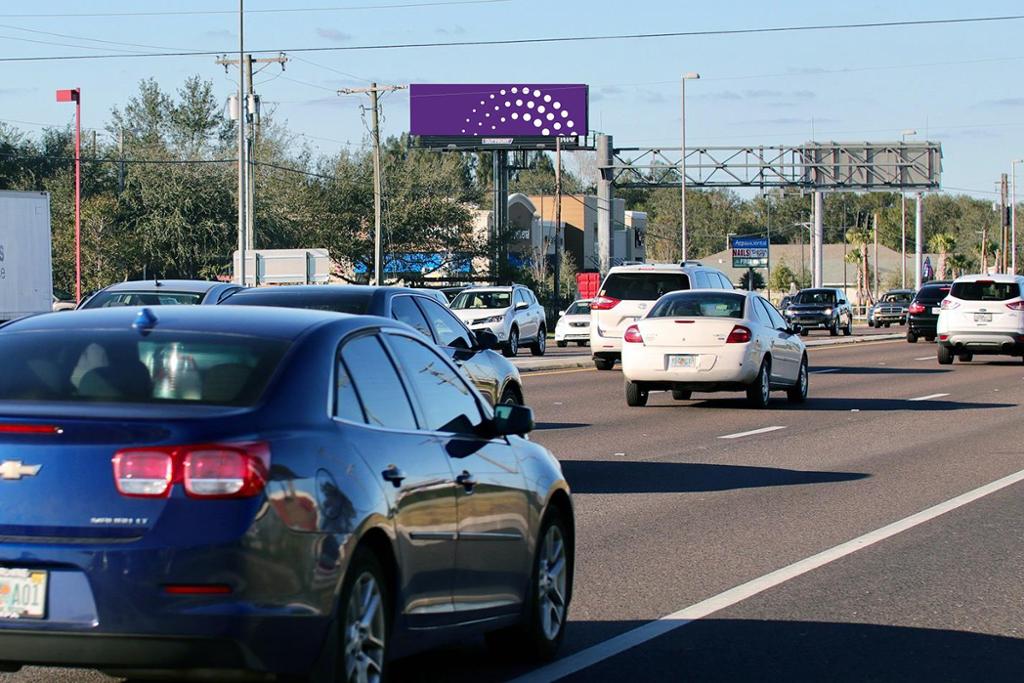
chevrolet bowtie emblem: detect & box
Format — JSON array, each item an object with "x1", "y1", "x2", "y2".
[{"x1": 0, "y1": 461, "x2": 42, "y2": 480}]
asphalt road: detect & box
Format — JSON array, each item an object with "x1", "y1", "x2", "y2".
[{"x1": 12, "y1": 334, "x2": 1024, "y2": 682}]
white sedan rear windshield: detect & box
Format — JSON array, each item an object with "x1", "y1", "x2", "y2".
[{"x1": 649, "y1": 292, "x2": 746, "y2": 319}]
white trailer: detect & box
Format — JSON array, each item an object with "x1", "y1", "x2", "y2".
[{"x1": 0, "y1": 191, "x2": 53, "y2": 321}]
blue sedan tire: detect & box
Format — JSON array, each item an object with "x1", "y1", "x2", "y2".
[
  {"x1": 338, "y1": 548, "x2": 391, "y2": 683},
  {"x1": 487, "y1": 508, "x2": 572, "y2": 662}
]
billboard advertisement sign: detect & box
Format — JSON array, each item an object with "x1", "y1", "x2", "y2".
[
  {"x1": 731, "y1": 235, "x2": 769, "y2": 269},
  {"x1": 410, "y1": 84, "x2": 588, "y2": 138}
]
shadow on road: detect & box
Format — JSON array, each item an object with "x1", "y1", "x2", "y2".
[
  {"x1": 810, "y1": 366, "x2": 949, "y2": 375},
  {"x1": 675, "y1": 397, "x2": 1015, "y2": 412},
  {"x1": 559, "y1": 460, "x2": 867, "y2": 494},
  {"x1": 534, "y1": 422, "x2": 591, "y2": 431},
  {"x1": 391, "y1": 617, "x2": 1024, "y2": 682},
  {"x1": 559, "y1": 618, "x2": 1024, "y2": 682}
]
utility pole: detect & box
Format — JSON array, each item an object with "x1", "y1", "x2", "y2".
[
  {"x1": 553, "y1": 136, "x2": 562, "y2": 308},
  {"x1": 873, "y1": 212, "x2": 879, "y2": 297},
  {"x1": 1000, "y1": 173, "x2": 1009, "y2": 273},
  {"x1": 216, "y1": 50, "x2": 288, "y2": 281},
  {"x1": 339, "y1": 83, "x2": 407, "y2": 286}
]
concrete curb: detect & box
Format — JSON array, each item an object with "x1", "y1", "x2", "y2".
[{"x1": 513, "y1": 333, "x2": 907, "y2": 373}]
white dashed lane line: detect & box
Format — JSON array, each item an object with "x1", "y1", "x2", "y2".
[
  {"x1": 908, "y1": 393, "x2": 950, "y2": 402},
  {"x1": 914, "y1": 356, "x2": 934, "y2": 361},
  {"x1": 718, "y1": 426, "x2": 787, "y2": 440}
]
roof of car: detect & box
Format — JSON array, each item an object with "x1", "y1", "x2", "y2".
[
  {"x1": 96, "y1": 280, "x2": 234, "y2": 294},
  {"x1": 1, "y1": 305, "x2": 380, "y2": 340},
  {"x1": 951, "y1": 273, "x2": 1023, "y2": 283},
  {"x1": 223, "y1": 284, "x2": 417, "y2": 299},
  {"x1": 607, "y1": 263, "x2": 709, "y2": 273},
  {"x1": 456, "y1": 285, "x2": 516, "y2": 292}
]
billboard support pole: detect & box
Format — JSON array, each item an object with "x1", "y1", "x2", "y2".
[
  {"x1": 914, "y1": 193, "x2": 924, "y2": 289},
  {"x1": 554, "y1": 136, "x2": 562, "y2": 307},
  {"x1": 813, "y1": 191, "x2": 824, "y2": 288}
]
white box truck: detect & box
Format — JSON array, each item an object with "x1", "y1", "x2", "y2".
[{"x1": 0, "y1": 191, "x2": 53, "y2": 321}]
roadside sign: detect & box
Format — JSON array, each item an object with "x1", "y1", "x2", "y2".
[{"x1": 730, "y1": 236, "x2": 769, "y2": 269}]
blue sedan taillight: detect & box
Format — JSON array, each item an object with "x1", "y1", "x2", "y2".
[{"x1": 112, "y1": 443, "x2": 270, "y2": 499}]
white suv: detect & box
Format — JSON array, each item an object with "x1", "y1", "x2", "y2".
[
  {"x1": 590, "y1": 262, "x2": 734, "y2": 370},
  {"x1": 450, "y1": 284, "x2": 547, "y2": 357},
  {"x1": 936, "y1": 274, "x2": 1024, "y2": 364}
]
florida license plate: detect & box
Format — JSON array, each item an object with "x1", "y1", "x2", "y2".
[
  {"x1": 0, "y1": 568, "x2": 47, "y2": 619},
  {"x1": 931, "y1": 307, "x2": 941, "y2": 315},
  {"x1": 668, "y1": 354, "x2": 697, "y2": 370},
  {"x1": 974, "y1": 312, "x2": 992, "y2": 323}
]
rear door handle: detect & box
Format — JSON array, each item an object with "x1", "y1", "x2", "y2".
[
  {"x1": 381, "y1": 465, "x2": 406, "y2": 488},
  {"x1": 456, "y1": 470, "x2": 477, "y2": 493}
]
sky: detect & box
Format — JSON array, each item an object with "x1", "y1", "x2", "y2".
[{"x1": 1, "y1": 0, "x2": 1022, "y2": 200}]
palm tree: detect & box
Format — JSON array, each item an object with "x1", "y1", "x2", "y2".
[
  {"x1": 844, "y1": 248, "x2": 864, "y2": 305},
  {"x1": 846, "y1": 228, "x2": 873, "y2": 305},
  {"x1": 946, "y1": 252, "x2": 970, "y2": 279},
  {"x1": 928, "y1": 233, "x2": 957, "y2": 280}
]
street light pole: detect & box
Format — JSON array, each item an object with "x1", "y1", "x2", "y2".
[
  {"x1": 680, "y1": 72, "x2": 699, "y2": 262},
  {"x1": 237, "y1": 0, "x2": 247, "y2": 286}
]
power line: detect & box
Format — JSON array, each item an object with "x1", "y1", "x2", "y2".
[
  {"x1": 0, "y1": 0, "x2": 514, "y2": 19},
  {"x1": 0, "y1": 14, "x2": 1021, "y2": 62},
  {"x1": 0, "y1": 23, "x2": 187, "y2": 52}
]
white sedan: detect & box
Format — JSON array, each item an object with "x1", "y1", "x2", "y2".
[
  {"x1": 555, "y1": 299, "x2": 591, "y2": 347},
  {"x1": 621, "y1": 289, "x2": 808, "y2": 408}
]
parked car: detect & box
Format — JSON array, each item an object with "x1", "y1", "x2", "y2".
[
  {"x1": 590, "y1": 262, "x2": 734, "y2": 371},
  {"x1": 779, "y1": 295, "x2": 794, "y2": 310},
  {"x1": 620, "y1": 289, "x2": 808, "y2": 407},
  {"x1": 449, "y1": 284, "x2": 547, "y2": 357},
  {"x1": 867, "y1": 289, "x2": 914, "y2": 327},
  {"x1": 414, "y1": 287, "x2": 449, "y2": 306},
  {"x1": 906, "y1": 280, "x2": 953, "y2": 343},
  {"x1": 0, "y1": 306, "x2": 574, "y2": 679},
  {"x1": 936, "y1": 274, "x2": 1024, "y2": 364},
  {"x1": 220, "y1": 285, "x2": 526, "y2": 405},
  {"x1": 782, "y1": 288, "x2": 853, "y2": 336},
  {"x1": 78, "y1": 279, "x2": 242, "y2": 309},
  {"x1": 555, "y1": 299, "x2": 591, "y2": 347},
  {"x1": 51, "y1": 291, "x2": 76, "y2": 312}
]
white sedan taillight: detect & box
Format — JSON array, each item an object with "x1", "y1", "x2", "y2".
[{"x1": 623, "y1": 324, "x2": 644, "y2": 343}]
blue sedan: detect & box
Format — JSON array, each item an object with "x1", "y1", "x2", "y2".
[{"x1": 0, "y1": 306, "x2": 573, "y2": 680}]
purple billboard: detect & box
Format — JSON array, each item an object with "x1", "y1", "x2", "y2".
[{"x1": 410, "y1": 84, "x2": 588, "y2": 138}]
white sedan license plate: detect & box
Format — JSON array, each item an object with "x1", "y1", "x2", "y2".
[
  {"x1": 667, "y1": 354, "x2": 697, "y2": 370},
  {"x1": 0, "y1": 568, "x2": 47, "y2": 619},
  {"x1": 974, "y1": 312, "x2": 992, "y2": 323},
  {"x1": 931, "y1": 307, "x2": 941, "y2": 315}
]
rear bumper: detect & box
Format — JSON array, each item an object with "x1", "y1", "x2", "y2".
[
  {"x1": 939, "y1": 331, "x2": 1024, "y2": 355},
  {"x1": 908, "y1": 316, "x2": 938, "y2": 335},
  {"x1": 621, "y1": 344, "x2": 760, "y2": 385}
]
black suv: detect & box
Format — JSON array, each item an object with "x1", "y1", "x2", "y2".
[
  {"x1": 783, "y1": 288, "x2": 854, "y2": 336},
  {"x1": 906, "y1": 280, "x2": 953, "y2": 343}
]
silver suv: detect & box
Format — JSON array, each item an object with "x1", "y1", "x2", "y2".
[
  {"x1": 450, "y1": 284, "x2": 548, "y2": 357},
  {"x1": 590, "y1": 262, "x2": 734, "y2": 370}
]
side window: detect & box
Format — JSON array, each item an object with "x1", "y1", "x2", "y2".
[
  {"x1": 334, "y1": 359, "x2": 365, "y2": 423},
  {"x1": 340, "y1": 335, "x2": 417, "y2": 430},
  {"x1": 761, "y1": 299, "x2": 788, "y2": 330},
  {"x1": 416, "y1": 298, "x2": 473, "y2": 350},
  {"x1": 391, "y1": 296, "x2": 433, "y2": 340},
  {"x1": 749, "y1": 298, "x2": 770, "y2": 326},
  {"x1": 385, "y1": 334, "x2": 484, "y2": 435},
  {"x1": 694, "y1": 272, "x2": 710, "y2": 289},
  {"x1": 717, "y1": 273, "x2": 732, "y2": 289}
]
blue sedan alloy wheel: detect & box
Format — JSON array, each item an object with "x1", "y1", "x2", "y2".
[{"x1": 341, "y1": 551, "x2": 389, "y2": 683}]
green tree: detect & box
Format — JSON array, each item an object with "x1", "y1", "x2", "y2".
[
  {"x1": 927, "y1": 232, "x2": 957, "y2": 280},
  {"x1": 768, "y1": 258, "x2": 797, "y2": 292},
  {"x1": 739, "y1": 269, "x2": 766, "y2": 291}
]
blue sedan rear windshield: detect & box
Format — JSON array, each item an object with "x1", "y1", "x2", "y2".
[{"x1": 0, "y1": 331, "x2": 289, "y2": 406}]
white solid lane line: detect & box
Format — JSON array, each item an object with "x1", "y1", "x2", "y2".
[
  {"x1": 511, "y1": 467, "x2": 1024, "y2": 683},
  {"x1": 810, "y1": 368, "x2": 840, "y2": 374},
  {"x1": 908, "y1": 393, "x2": 950, "y2": 402},
  {"x1": 718, "y1": 426, "x2": 787, "y2": 440}
]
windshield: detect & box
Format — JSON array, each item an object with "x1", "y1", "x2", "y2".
[
  {"x1": 881, "y1": 292, "x2": 912, "y2": 303},
  {"x1": 0, "y1": 330, "x2": 289, "y2": 406},
  {"x1": 81, "y1": 291, "x2": 203, "y2": 308},
  {"x1": 222, "y1": 289, "x2": 373, "y2": 314},
  {"x1": 915, "y1": 286, "x2": 951, "y2": 303},
  {"x1": 648, "y1": 292, "x2": 746, "y2": 319},
  {"x1": 566, "y1": 301, "x2": 592, "y2": 315},
  {"x1": 601, "y1": 273, "x2": 690, "y2": 301},
  {"x1": 451, "y1": 290, "x2": 511, "y2": 310},
  {"x1": 795, "y1": 289, "x2": 836, "y2": 305},
  {"x1": 950, "y1": 281, "x2": 1021, "y2": 301}
]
